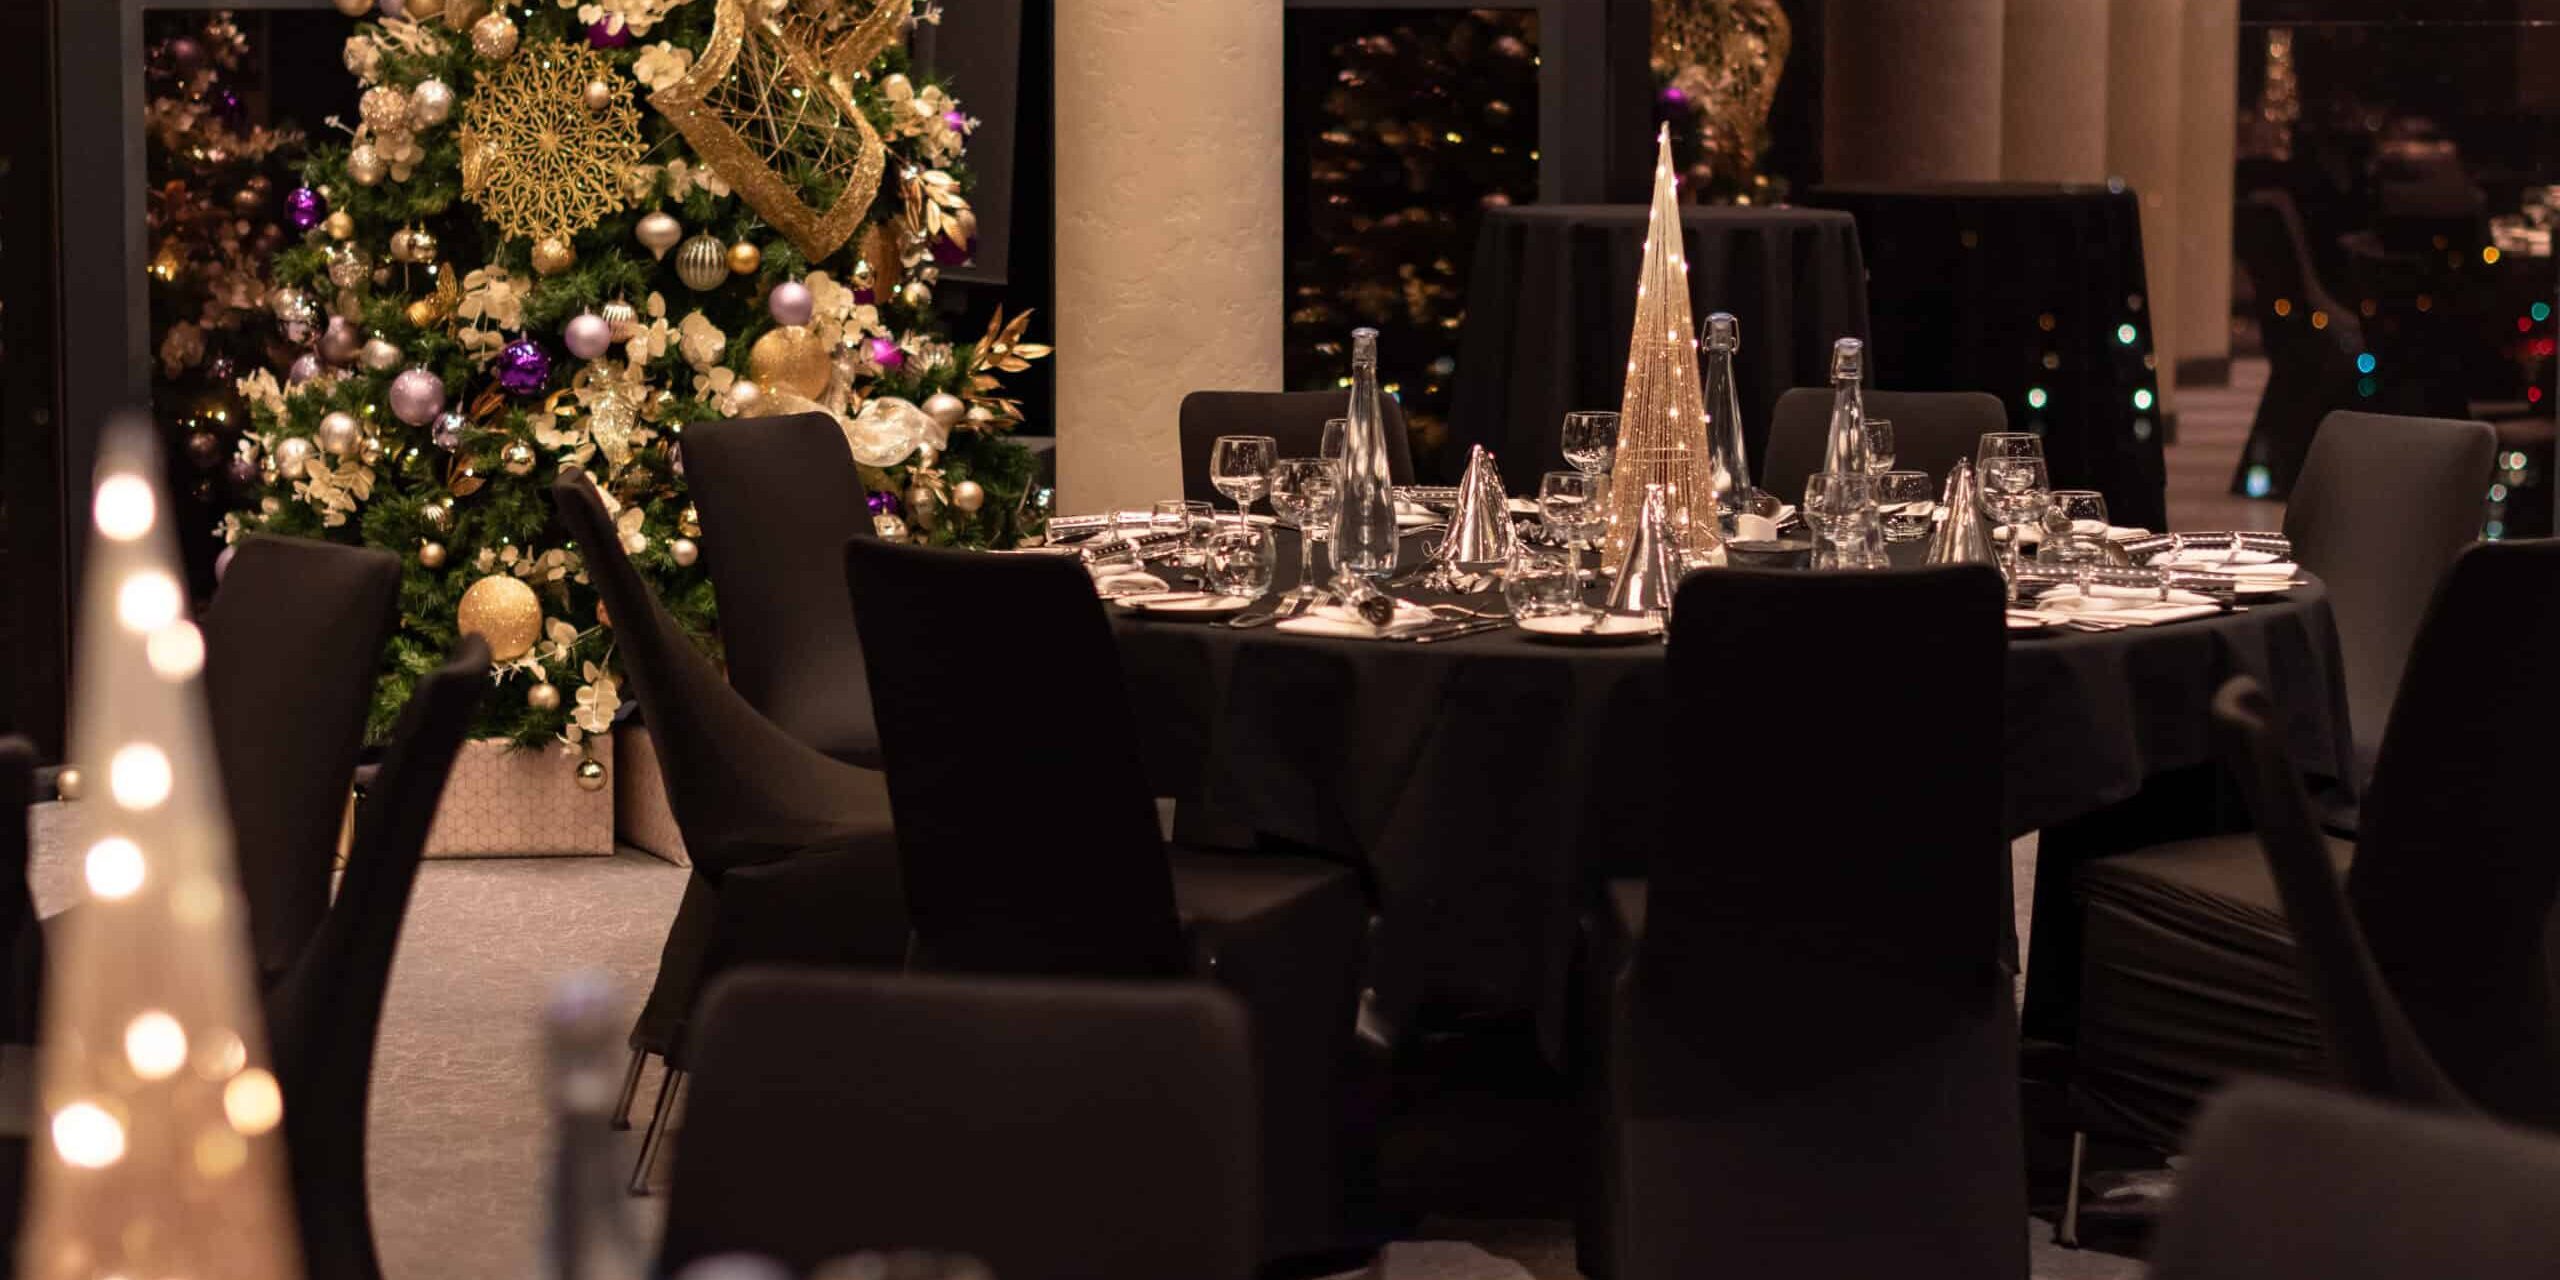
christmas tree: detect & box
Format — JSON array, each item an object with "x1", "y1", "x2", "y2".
[{"x1": 225, "y1": 0, "x2": 1046, "y2": 755}]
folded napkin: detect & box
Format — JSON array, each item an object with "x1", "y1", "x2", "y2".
[
  {"x1": 2159, "y1": 546, "x2": 2283, "y2": 567},
  {"x1": 2031, "y1": 583, "x2": 2221, "y2": 626},
  {"x1": 1733, "y1": 512, "x2": 1780, "y2": 542},
  {"x1": 1091, "y1": 567, "x2": 1172, "y2": 598},
  {"x1": 1277, "y1": 600, "x2": 1440, "y2": 639}
]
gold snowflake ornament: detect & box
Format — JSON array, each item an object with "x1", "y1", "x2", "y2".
[{"x1": 459, "y1": 41, "x2": 647, "y2": 243}]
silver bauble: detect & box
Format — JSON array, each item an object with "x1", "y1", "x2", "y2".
[
  {"x1": 636, "y1": 212, "x2": 683, "y2": 260},
  {"x1": 674, "y1": 234, "x2": 728, "y2": 290},
  {"x1": 270, "y1": 286, "x2": 315, "y2": 327},
  {"x1": 951, "y1": 479, "x2": 985, "y2": 513},
  {"x1": 669, "y1": 537, "x2": 699, "y2": 567},
  {"x1": 527, "y1": 682, "x2": 561, "y2": 712},
  {"x1": 347, "y1": 143, "x2": 386, "y2": 186},
  {"x1": 327, "y1": 243, "x2": 372, "y2": 291},
  {"x1": 470, "y1": 11, "x2": 518, "y2": 59},
  {"x1": 574, "y1": 758, "x2": 608, "y2": 792},
  {"x1": 844, "y1": 396, "x2": 934, "y2": 466},
  {"x1": 273, "y1": 436, "x2": 317, "y2": 478},
  {"x1": 361, "y1": 336, "x2": 403, "y2": 372},
  {"x1": 317, "y1": 411, "x2": 362, "y2": 457},
  {"x1": 501, "y1": 440, "x2": 538, "y2": 475},
  {"x1": 900, "y1": 281, "x2": 932, "y2": 308},
  {"x1": 360, "y1": 85, "x2": 413, "y2": 133},
  {"x1": 599, "y1": 298, "x2": 641, "y2": 342},
  {"x1": 411, "y1": 78, "x2": 455, "y2": 126},
  {"x1": 725, "y1": 379, "x2": 763, "y2": 415},
  {"x1": 921, "y1": 391, "x2": 968, "y2": 430}
]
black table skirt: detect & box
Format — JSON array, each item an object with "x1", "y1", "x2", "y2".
[
  {"x1": 1448, "y1": 204, "x2": 1869, "y2": 490},
  {"x1": 1114, "y1": 531, "x2": 2352, "y2": 1045}
]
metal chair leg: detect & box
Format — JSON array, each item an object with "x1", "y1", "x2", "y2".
[
  {"x1": 610, "y1": 1047, "x2": 648, "y2": 1131},
  {"x1": 2056, "y1": 1129, "x2": 2087, "y2": 1248},
  {"x1": 628, "y1": 1066, "x2": 686, "y2": 1196}
]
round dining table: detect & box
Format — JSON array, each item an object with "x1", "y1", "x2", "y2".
[{"x1": 1109, "y1": 528, "x2": 2353, "y2": 1050}]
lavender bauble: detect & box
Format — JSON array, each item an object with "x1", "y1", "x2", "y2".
[
  {"x1": 495, "y1": 339, "x2": 551, "y2": 395},
  {"x1": 319, "y1": 314, "x2": 363, "y2": 365},
  {"x1": 767, "y1": 280, "x2": 815, "y2": 327},
  {"x1": 563, "y1": 312, "x2": 613, "y2": 361},
  {"x1": 431, "y1": 411, "x2": 465, "y2": 450},
  {"x1": 288, "y1": 353, "x2": 323, "y2": 384},
  {"x1": 390, "y1": 367, "x2": 447, "y2": 426}
]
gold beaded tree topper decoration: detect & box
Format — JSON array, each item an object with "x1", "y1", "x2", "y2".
[
  {"x1": 651, "y1": 0, "x2": 909, "y2": 263},
  {"x1": 21, "y1": 418, "x2": 301, "y2": 1280},
  {"x1": 1606, "y1": 126, "x2": 1718, "y2": 567},
  {"x1": 458, "y1": 41, "x2": 646, "y2": 242}
]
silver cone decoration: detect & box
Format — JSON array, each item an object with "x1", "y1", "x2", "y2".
[
  {"x1": 1607, "y1": 482, "x2": 1685, "y2": 618},
  {"x1": 1435, "y1": 444, "x2": 1515, "y2": 571},
  {"x1": 1927, "y1": 459, "x2": 1995, "y2": 565}
]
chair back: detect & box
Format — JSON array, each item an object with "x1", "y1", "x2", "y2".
[
  {"x1": 2150, "y1": 1080, "x2": 2560, "y2": 1280},
  {"x1": 548, "y1": 470, "x2": 877, "y2": 875},
  {"x1": 1758, "y1": 388, "x2": 2009, "y2": 510},
  {"x1": 265, "y1": 638, "x2": 487, "y2": 1280},
  {"x1": 2285, "y1": 410, "x2": 2492, "y2": 776},
  {"x1": 0, "y1": 737, "x2": 33, "y2": 1043},
  {"x1": 1179, "y1": 389, "x2": 1414, "y2": 504},
  {"x1": 679, "y1": 412, "x2": 881, "y2": 768},
  {"x1": 2209, "y1": 675, "x2": 2468, "y2": 1113},
  {"x1": 843, "y1": 540, "x2": 1186, "y2": 976},
  {"x1": 660, "y1": 969, "x2": 1260, "y2": 1280},
  {"x1": 2348, "y1": 538, "x2": 2560, "y2": 1129},
  {"x1": 203, "y1": 535, "x2": 402, "y2": 982}
]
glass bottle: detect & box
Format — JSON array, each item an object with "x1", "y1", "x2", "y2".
[
  {"x1": 1819, "y1": 336, "x2": 1868, "y2": 478},
  {"x1": 1330, "y1": 327, "x2": 1401, "y2": 579},
  {"x1": 542, "y1": 975, "x2": 649, "y2": 1280},
  {"x1": 1700, "y1": 311, "x2": 1751, "y2": 532}
]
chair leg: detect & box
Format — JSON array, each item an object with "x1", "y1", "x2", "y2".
[
  {"x1": 610, "y1": 1047, "x2": 648, "y2": 1131},
  {"x1": 628, "y1": 1066, "x2": 686, "y2": 1197},
  {"x1": 2056, "y1": 1129, "x2": 2087, "y2": 1248}
]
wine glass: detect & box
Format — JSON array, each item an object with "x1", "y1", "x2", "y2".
[
  {"x1": 1539, "y1": 470, "x2": 1607, "y2": 607},
  {"x1": 2044, "y1": 489, "x2": 2110, "y2": 565},
  {"x1": 1208, "y1": 434, "x2": 1277, "y2": 527},
  {"x1": 1560, "y1": 411, "x2": 1619, "y2": 476},
  {"x1": 1321, "y1": 418, "x2": 1349, "y2": 466},
  {"x1": 1501, "y1": 544, "x2": 1580, "y2": 619},
  {"x1": 1267, "y1": 457, "x2": 1342, "y2": 604},
  {"x1": 1204, "y1": 522, "x2": 1277, "y2": 600},
  {"x1": 1875, "y1": 470, "x2": 1936, "y2": 542},
  {"x1": 1975, "y1": 432, "x2": 2050, "y2": 593},
  {"x1": 1863, "y1": 418, "x2": 1896, "y2": 474},
  {"x1": 1152, "y1": 499, "x2": 1211, "y2": 568},
  {"x1": 1803, "y1": 471, "x2": 1881, "y2": 569}
]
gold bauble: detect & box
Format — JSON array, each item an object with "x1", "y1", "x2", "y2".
[
  {"x1": 54, "y1": 766, "x2": 82, "y2": 802},
  {"x1": 406, "y1": 0, "x2": 446, "y2": 21},
  {"x1": 470, "y1": 12, "x2": 518, "y2": 60},
  {"x1": 456, "y1": 574, "x2": 541, "y2": 662},
  {"x1": 900, "y1": 280, "x2": 932, "y2": 308},
  {"x1": 532, "y1": 237, "x2": 577, "y2": 277},
  {"x1": 669, "y1": 536, "x2": 699, "y2": 567},
  {"x1": 746, "y1": 325, "x2": 834, "y2": 399},
  {"x1": 527, "y1": 682, "x2": 561, "y2": 712},
  {"x1": 727, "y1": 240, "x2": 763, "y2": 275},
  {"x1": 418, "y1": 540, "x2": 447, "y2": 569},
  {"x1": 323, "y1": 210, "x2": 355, "y2": 240},
  {"x1": 501, "y1": 440, "x2": 538, "y2": 475},
  {"x1": 388, "y1": 227, "x2": 417, "y2": 261},
  {"x1": 574, "y1": 758, "x2": 608, "y2": 792},
  {"x1": 347, "y1": 144, "x2": 386, "y2": 187},
  {"x1": 950, "y1": 479, "x2": 985, "y2": 513},
  {"x1": 407, "y1": 298, "x2": 443, "y2": 329},
  {"x1": 332, "y1": 0, "x2": 371, "y2": 16}
]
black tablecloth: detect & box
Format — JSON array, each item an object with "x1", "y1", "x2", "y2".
[
  {"x1": 1113, "y1": 531, "x2": 2352, "y2": 1044},
  {"x1": 1448, "y1": 204, "x2": 1869, "y2": 490},
  {"x1": 1808, "y1": 183, "x2": 2171, "y2": 532}
]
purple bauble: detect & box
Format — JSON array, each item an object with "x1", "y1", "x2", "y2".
[
  {"x1": 168, "y1": 37, "x2": 205, "y2": 73},
  {"x1": 495, "y1": 339, "x2": 551, "y2": 395},
  {"x1": 586, "y1": 18, "x2": 631, "y2": 47},
  {"x1": 226, "y1": 455, "x2": 259, "y2": 490},
  {"x1": 767, "y1": 281, "x2": 815, "y2": 327},
  {"x1": 288, "y1": 353, "x2": 323, "y2": 384},
  {"x1": 390, "y1": 367, "x2": 447, "y2": 426},
  {"x1": 868, "y1": 336, "x2": 905, "y2": 370},
  {"x1": 867, "y1": 489, "x2": 901, "y2": 518},
  {"x1": 431, "y1": 410, "x2": 465, "y2": 451},
  {"x1": 852, "y1": 286, "x2": 876, "y2": 307},
  {"x1": 931, "y1": 231, "x2": 975, "y2": 266},
  {"x1": 943, "y1": 110, "x2": 969, "y2": 133},
  {"x1": 563, "y1": 312, "x2": 613, "y2": 361},
  {"x1": 214, "y1": 544, "x2": 238, "y2": 581},
  {"x1": 285, "y1": 186, "x2": 325, "y2": 232}
]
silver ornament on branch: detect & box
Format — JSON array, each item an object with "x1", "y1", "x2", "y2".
[
  {"x1": 327, "y1": 243, "x2": 372, "y2": 291},
  {"x1": 599, "y1": 299, "x2": 640, "y2": 342},
  {"x1": 674, "y1": 234, "x2": 728, "y2": 291},
  {"x1": 470, "y1": 11, "x2": 517, "y2": 59},
  {"x1": 636, "y1": 212, "x2": 682, "y2": 260},
  {"x1": 574, "y1": 758, "x2": 607, "y2": 792},
  {"x1": 272, "y1": 436, "x2": 317, "y2": 479},
  {"x1": 725, "y1": 379, "x2": 763, "y2": 415},
  {"x1": 270, "y1": 286, "x2": 315, "y2": 328},
  {"x1": 411, "y1": 78, "x2": 455, "y2": 127},
  {"x1": 921, "y1": 391, "x2": 968, "y2": 430},
  {"x1": 844, "y1": 396, "x2": 936, "y2": 466},
  {"x1": 360, "y1": 85, "x2": 413, "y2": 133},
  {"x1": 347, "y1": 143, "x2": 386, "y2": 187},
  {"x1": 317, "y1": 411, "x2": 362, "y2": 457},
  {"x1": 501, "y1": 440, "x2": 538, "y2": 475},
  {"x1": 361, "y1": 336, "x2": 403, "y2": 372},
  {"x1": 390, "y1": 367, "x2": 447, "y2": 427},
  {"x1": 287, "y1": 352, "x2": 322, "y2": 383},
  {"x1": 900, "y1": 281, "x2": 932, "y2": 308},
  {"x1": 406, "y1": 227, "x2": 439, "y2": 262},
  {"x1": 669, "y1": 537, "x2": 699, "y2": 567},
  {"x1": 527, "y1": 682, "x2": 561, "y2": 712}
]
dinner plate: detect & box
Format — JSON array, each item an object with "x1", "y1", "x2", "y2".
[
  {"x1": 1112, "y1": 593, "x2": 1258, "y2": 619},
  {"x1": 1517, "y1": 613, "x2": 1663, "y2": 644}
]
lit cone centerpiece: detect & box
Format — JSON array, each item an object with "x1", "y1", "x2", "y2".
[
  {"x1": 1606, "y1": 125, "x2": 1720, "y2": 569},
  {"x1": 23, "y1": 416, "x2": 300, "y2": 1280}
]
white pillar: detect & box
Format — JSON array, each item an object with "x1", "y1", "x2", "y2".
[
  {"x1": 2107, "y1": 0, "x2": 2185, "y2": 407},
  {"x1": 1053, "y1": 0, "x2": 1283, "y2": 513},
  {"x1": 1823, "y1": 0, "x2": 2005, "y2": 184},
  {"x1": 2002, "y1": 0, "x2": 2110, "y2": 182},
  {"x1": 2175, "y1": 0, "x2": 2239, "y2": 383}
]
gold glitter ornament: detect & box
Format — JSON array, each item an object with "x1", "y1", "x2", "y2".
[
  {"x1": 324, "y1": 210, "x2": 355, "y2": 240},
  {"x1": 347, "y1": 143, "x2": 386, "y2": 186},
  {"x1": 470, "y1": 11, "x2": 518, "y2": 59},
  {"x1": 747, "y1": 325, "x2": 833, "y2": 399},
  {"x1": 459, "y1": 41, "x2": 644, "y2": 244},
  {"x1": 455, "y1": 574, "x2": 541, "y2": 661},
  {"x1": 360, "y1": 85, "x2": 413, "y2": 133},
  {"x1": 674, "y1": 234, "x2": 728, "y2": 290},
  {"x1": 532, "y1": 237, "x2": 577, "y2": 277}
]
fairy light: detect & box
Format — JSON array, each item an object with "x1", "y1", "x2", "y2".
[
  {"x1": 94, "y1": 476, "x2": 156, "y2": 541},
  {"x1": 116, "y1": 571, "x2": 183, "y2": 634},
  {"x1": 83, "y1": 837, "x2": 146, "y2": 899},
  {"x1": 108, "y1": 744, "x2": 172, "y2": 811},
  {"x1": 124, "y1": 1012, "x2": 188, "y2": 1081},
  {"x1": 51, "y1": 1103, "x2": 126, "y2": 1169}
]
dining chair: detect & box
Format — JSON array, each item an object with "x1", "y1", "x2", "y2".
[
  {"x1": 1582, "y1": 565, "x2": 2022, "y2": 1280},
  {"x1": 842, "y1": 538, "x2": 1368, "y2": 1263},
  {"x1": 1179, "y1": 389, "x2": 1415, "y2": 504},
  {"x1": 2070, "y1": 540, "x2": 2560, "y2": 1222},
  {"x1": 1757, "y1": 387, "x2": 2009, "y2": 509},
  {"x1": 677, "y1": 411, "x2": 881, "y2": 769},
  {"x1": 265, "y1": 637, "x2": 487, "y2": 1280},
  {"x1": 2231, "y1": 189, "x2": 2370, "y2": 501},
  {"x1": 548, "y1": 470, "x2": 908, "y2": 1194},
  {"x1": 2148, "y1": 1080, "x2": 2560, "y2": 1280},
  {"x1": 2284, "y1": 409, "x2": 2493, "y2": 783},
  {"x1": 659, "y1": 969, "x2": 1260, "y2": 1280}
]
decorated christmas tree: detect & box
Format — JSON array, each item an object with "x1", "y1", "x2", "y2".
[{"x1": 225, "y1": 0, "x2": 1046, "y2": 757}]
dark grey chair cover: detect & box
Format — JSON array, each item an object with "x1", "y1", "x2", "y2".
[
  {"x1": 2150, "y1": 1080, "x2": 2560, "y2": 1280},
  {"x1": 2286, "y1": 409, "x2": 2492, "y2": 782},
  {"x1": 1758, "y1": 387, "x2": 2009, "y2": 509},
  {"x1": 677, "y1": 411, "x2": 881, "y2": 769},
  {"x1": 1586, "y1": 565, "x2": 2023, "y2": 1280},
  {"x1": 1178, "y1": 389, "x2": 1414, "y2": 504},
  {"x1": 659, "y1": 969, "x2": 1260, "y2": 1280}
]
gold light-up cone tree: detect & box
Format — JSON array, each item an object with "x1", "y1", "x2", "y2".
[
  {"x1": 1606, "y1": 126, "x2": 1718, "y2": 567},
  {"x1": 21, "y1": 417, "x2": 300, "y2": 1280}
]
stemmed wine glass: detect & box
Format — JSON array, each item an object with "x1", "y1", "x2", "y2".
[
  {"x1": 1560, "y1": 411, "x2": 1619, "y2": 477},
  {"x1": 1539, "y1": 470, "x2": 1607, "y2": 610},
  {"x1": 1321, "y1": 418, "x2": 1349, "y2": 466},
  {"x1": 1267, "y1": 457, "x2": 1342, "y2": 605},
  {"x1": 1975, "y1": 432, "x2": 2050, "y2": 596},
  {"x1": 1803, "y1": 471, "x2": 1882, "y2": 569},
  {"x1": 1863, "y1": 418, "x2": 1896, "y2": 475},
  {"x1": 1208, "y1": 435, "x2": 1277, "y2": 528}
]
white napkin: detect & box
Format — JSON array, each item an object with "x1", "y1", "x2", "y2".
[
  {"x1": 1091, "y1": 567, "x2": 1171, "y2": 598},
  {"x1": 2160, "y1": 546, "x2": 2283, "y2": 567},
  {"x1": 1277, "y1": 600, "x2": 1439, "y2": 638},
  {"x1": 2032, "y1": 584, "x2": 2221, "y2": 626},
  {"x1": 1732, "y1": 513, "x2": 1780, "y2": 542}
]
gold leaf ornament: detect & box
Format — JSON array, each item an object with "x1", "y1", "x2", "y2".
[
  {"x1": 650, "y1": 0, "x2": 909, "y2": 263},
  {"x1": 458, "y1": 41, "x2": 647, "y2": 243}
]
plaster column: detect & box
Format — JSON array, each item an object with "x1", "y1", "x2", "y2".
[
  {"x1": 2107, "y1": 0, "x2": 2185, "y2": 406},
  {"x1": 1823, "y1": 0, "x2": 2005, "y2": 184},
  {"x1": 1054, "y1": 0, "x2": 1283, "y2": 512},
  {"x1": 2002, "y1": 0, "x2": 2110, "y2": 182},
  {"x1": 2175, "y1": 0, "x2": 2239, "y2": 384}
]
